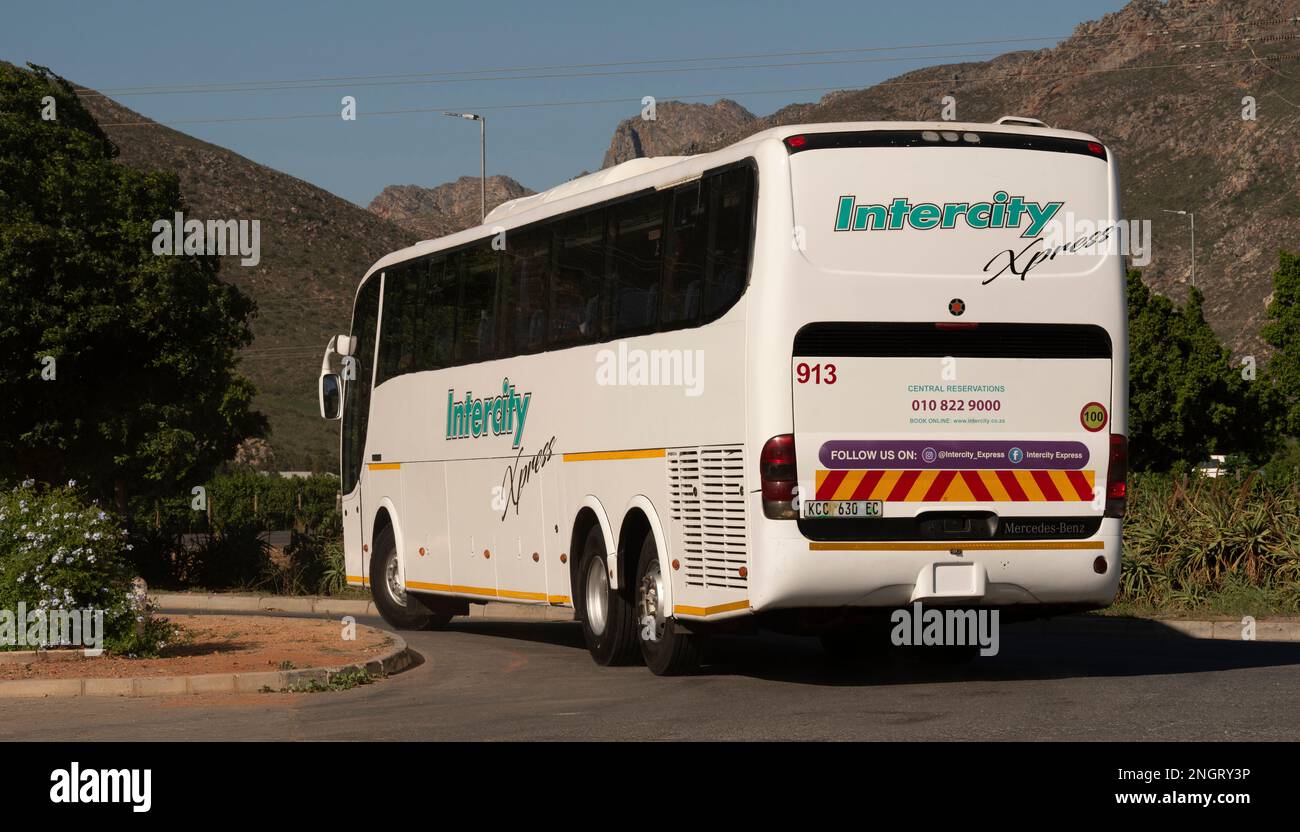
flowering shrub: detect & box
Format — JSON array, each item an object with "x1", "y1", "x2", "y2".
[{"x1": 0, "y1": 481, "x2": 179, "y2": 655}]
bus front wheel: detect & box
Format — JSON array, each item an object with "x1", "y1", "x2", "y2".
[
  {"x1": 576, "y1": 525, "x2": 638, "y2": 666},
  {"x1": 635, "y1": 535, "x2": 702, "y2": 676},
  {"x1": 370, "y1": 525, "x2": 452, "y2": 631}
]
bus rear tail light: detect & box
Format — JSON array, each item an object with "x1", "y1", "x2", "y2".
[
  {"x1": 760, "y1": 434, "x2": 799, "y2": 520},
  {"x1": 1104, "y1": 433, "x2": 1127, "y2": 518}
]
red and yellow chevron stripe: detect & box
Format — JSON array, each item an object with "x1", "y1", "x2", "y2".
[{"x1": 814, "y1": 469, "x2": 1096, "y2": 502}]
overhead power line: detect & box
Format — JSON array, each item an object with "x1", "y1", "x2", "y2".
[
  {"x1": 93, "y1": 52, "x2": 1300, "y2": 128},
  {"x1": 75, "y1": 15, "x2": 1299, "y2": 99}
]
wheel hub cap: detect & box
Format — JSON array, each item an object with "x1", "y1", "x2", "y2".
[
  {"x1": 385, "y1": 552, "x2": 407, "y2": 607},
  {"x1": 585, "y1": 558, "x2": 609, "y2": 636},
  {"x1": 639, "y1": 560, "x2": 667, "y2": 643}
]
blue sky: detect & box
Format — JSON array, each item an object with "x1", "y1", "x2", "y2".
[{"x1": 3, "y1": 0, "x2": 1129, "y2": 206}]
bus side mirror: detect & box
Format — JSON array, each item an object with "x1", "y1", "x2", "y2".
[{"x1": 319, "y1": 373, "x2": 342, "y2": 420}]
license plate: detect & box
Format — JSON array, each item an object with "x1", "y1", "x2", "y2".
[{"x1": 801, "y1": 500, "x2": 884, "y2": 519}]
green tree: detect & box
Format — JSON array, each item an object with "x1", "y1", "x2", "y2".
[
  {"x1": 0, "y1": 63, "x2": 265, "y2": 512},
  {"x1": 1126, "y1": 269, "x2": 1269, "y2": 471},
  {"x1": 1261, "y1": 251, "x2": 1300, "y2": 436}
]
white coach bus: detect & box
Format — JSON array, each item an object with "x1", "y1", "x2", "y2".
[{"x1": 319, "y1": 118, "x2": 1128, "y2": 674}]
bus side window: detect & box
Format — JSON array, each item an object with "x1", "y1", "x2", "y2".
[
  {"x1": 608, "y1": 192, "x2": 665, "y2": 336},
  {"x1": 456, "y1": 246, "x2": 499, "y2": 362},
  {"x1": 341, "y1": 277, "x2": 380, "y2": 493},
  {"x1": 416, "y1": 256, "x2": 456, "y2": 372},
  {"x1": 663, "y1": 181, "x2": 707, "y2": 326},
  {"x1": 376, "y1": 263, "x2": 411, "y2": 386},
  {"x1": 495, "y1": 247, "x2": 515, "y2": 358},
  {"x1": 703, "y1": 166, "x2": 754, "y2": 319},
  {"x1": 508, "y1": 229, "x2": 550, "y2": 353},
  {"x1": 551, "y1": 210, "x2": 606, "y2": 346}
]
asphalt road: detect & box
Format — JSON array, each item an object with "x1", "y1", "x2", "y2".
[{"x1": 6, "y1": 614, "x2": 1300, "y2": 740}]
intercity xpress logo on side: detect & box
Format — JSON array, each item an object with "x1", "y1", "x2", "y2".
[{"x1": 834, "y1": 192, "x2": 1063, "y2": 238}]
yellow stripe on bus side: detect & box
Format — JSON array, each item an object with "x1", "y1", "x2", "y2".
[
  {"x1": 674, "y1": 599, "x2": 750, "y2": 617},
  {"x1": 562, "y1": 448, "x2": 666, "y2": 462},
  {"x1": 809, "y1": 541, "x2": 1106, "y2": 551},
  {"x1": 405, "y1": 580, "x2": 551, "y2": 603},
  {"x1": 367, "y1": 462, "x2": 401, "y2": 471},
  {"x1": 498, "y1": 588, "x2": 549, "y2": 602}
]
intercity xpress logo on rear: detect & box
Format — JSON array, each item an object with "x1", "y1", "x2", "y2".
[{"x1": 834, "y1": 192, "x2": 1063, "y2": 238}]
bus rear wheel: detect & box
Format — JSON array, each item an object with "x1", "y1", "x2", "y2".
[
  {"x1": 370, "y1": 525, "x2": 452, "y2": 631},
  {"x1": 636, "y1": 535, "x2": 702, "y2": 676},
  {"x1": 576, "y1": 524, "x2": 638, "y2": 666}
]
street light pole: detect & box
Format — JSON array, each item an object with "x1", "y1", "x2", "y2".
[
  {"x1": 442, "y1": 111, "x2": 486, "y2": 223},
  {"x1": 1162, "y1": 209, "x2": 1196, "y2": 288}
]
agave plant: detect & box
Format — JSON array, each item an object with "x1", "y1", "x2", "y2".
[{"x1": 1120, "y1": 473, "x2": 1300, "y2": 609}]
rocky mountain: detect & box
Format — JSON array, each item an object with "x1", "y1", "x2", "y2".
[
  {"x1": 607, "y1": 0, "x2": 1300, "y2": 356},
  {"x1": 600, "y1": 99, "x2": 756, "y2": 168},
  {"x1": 76, "y1": 89, "x2": 418, "y2": 472},
  {"x1": 368, "y1": 175, "x2": 534, "y2": 239}
]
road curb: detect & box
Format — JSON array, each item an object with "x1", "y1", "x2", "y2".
[
  {"x1": 150, "y1": 592, "x2": 380, "y2": 617},
  {"x1": 1010, "y1": 615, "x2": 1300, "y2": 642},
  {"x1": 0, "y1": 627, "x2": 415, "y2": 700}
]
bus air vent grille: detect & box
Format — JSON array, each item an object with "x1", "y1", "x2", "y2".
[{"x1": 667, "y1": 444, "x2": 748, "y2": 590}]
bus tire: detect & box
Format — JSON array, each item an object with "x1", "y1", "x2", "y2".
[
  {"x1": 576, "y1": 524, "x2": 638, "y2": 666},
  {"x1": 635, "y1": 535, "x2": 702, "y2": 676},
  {"x1": 370, "y1": 525, "x2": 448, "y2": 631}
]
